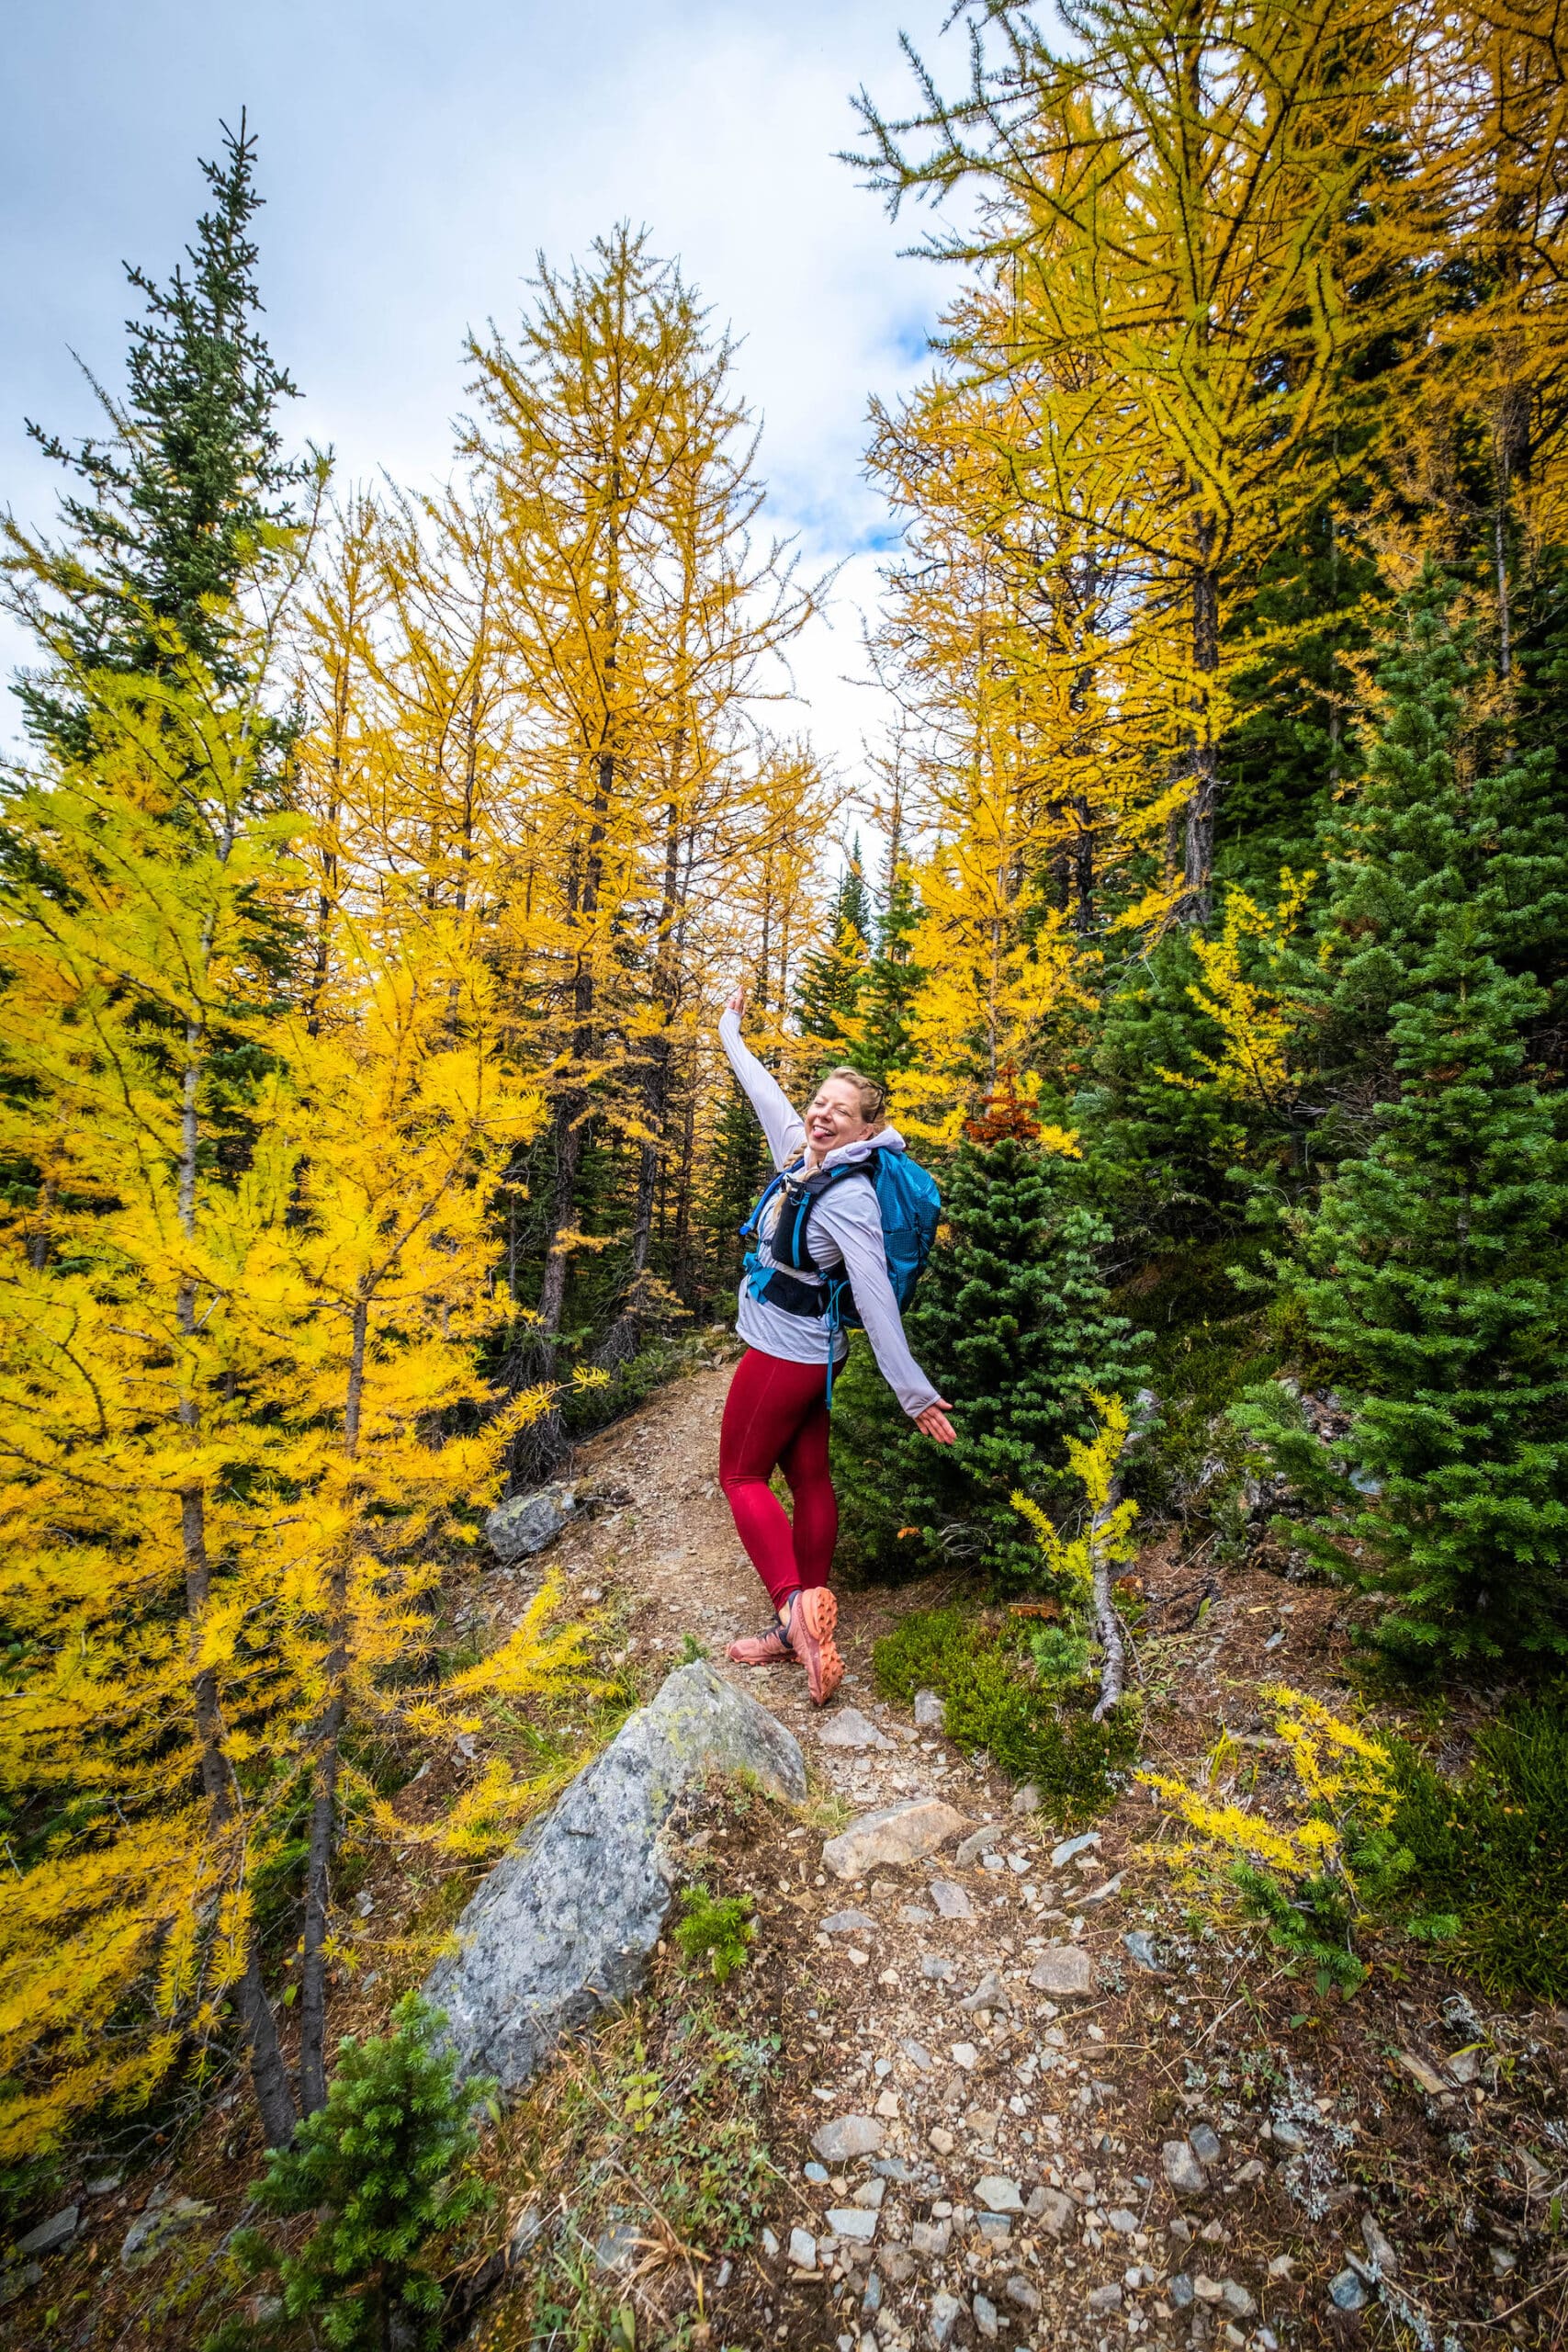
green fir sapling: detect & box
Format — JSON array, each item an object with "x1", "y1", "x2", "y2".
[
  {"x1": 212, "y1": 1996, "x2": 494, "y2": 2352},
  {"x1": 832, "y1": 1075, "x2": 1144, "y2": 1581}
]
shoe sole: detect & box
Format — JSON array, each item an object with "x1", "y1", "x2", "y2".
[
  {"x1": 726, "y1": 1639, "x2": 797, "y2": 1668},
  {"x1": 791, "y1": 1587, "x2": 844, "y2": 1706}
]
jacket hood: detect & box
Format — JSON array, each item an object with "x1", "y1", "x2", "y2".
[{"x1": 822, "y1": 1125, "x2": 907, "y2": 1170}]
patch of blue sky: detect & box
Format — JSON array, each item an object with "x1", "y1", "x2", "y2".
[{"x1": 1, "y1": 0, "x2": 965, "y2": 769}]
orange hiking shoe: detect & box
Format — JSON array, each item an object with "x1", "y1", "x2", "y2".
[
  {"x1": 727, "y1": 1624, "x2": 796, "y2": 1668},
  {"x1": 786, "y1": 1586, "x2": 843, "y2": 1707}
]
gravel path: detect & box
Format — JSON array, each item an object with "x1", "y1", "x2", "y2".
[{"x1": 510, "y1": 1359, "x2": 1564, "y2": 2352}]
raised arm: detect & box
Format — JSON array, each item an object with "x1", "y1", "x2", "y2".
[{"x1": 718, "y1": 989, "x2": 804, "y2": 1172}]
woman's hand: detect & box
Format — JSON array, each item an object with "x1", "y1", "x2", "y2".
[
  {"x1": 913, "y1": 1398, "x2": 957, "y2": 1444},
  {"x1": 726, "y1": 980, "x2": 748, "y2": 1017}
]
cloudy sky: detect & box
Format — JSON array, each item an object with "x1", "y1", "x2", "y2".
[{"x1": 2, "y1": 0, "x2": 969, "y2": 785}]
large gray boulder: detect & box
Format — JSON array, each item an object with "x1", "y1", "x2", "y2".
[{"x1": 423, "y1": 1660, "x2": 806, "y2": 2091}]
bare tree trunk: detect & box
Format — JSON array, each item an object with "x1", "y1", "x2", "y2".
[
  {"x1": 537, "y1": 662, "x2": 615, "y2": 1348},
  {"x1": 298, "y1": 1296, "x2": 367, "y2": 2113},
  {"x1": 235, "y1": 1947, "x2": 297, "y2": 2150},
  {"x1": 1091, "y1": 1396, "x2": 1158, "y2": 1718},
  {"x1": 528, "y1": 732, "x2": 609, "y2": 1489},
  {"x1": 1089, "y1": 1470, "x2": 1129, "y2": 1723},
  {"x1": 308, "y1": 655, "x2": 347, "y2": 1035},
  {"x1": 537, "y1": 1103, "x2": 587, "y2": 1341},
  {"x1": 445, "y1": 666, "x2": 483, "y2": 1031},
  {"x1": 1070, "y1": 795, "x2": 1094, "y2": 935},
  {"x1": 297, "y1": 1669, "x2": 344, "y2": 2117},
  {"x1": 175, "y1": 865, "x2": 299, "y2": 2143},
  {"x1": 600, "y1": 771, "x2": 682, "y2": 1366},
  {"x1": 1491, "y1": 368, "x2": 1527, "y2": 681},
  {"x1": 26, "y1": 1175, "x2": 54, "y2": 1272},
  {"x1": 672, "y1": 1046, "x2": 700, "y2": 1309},
  {"x1": 1180, "y1": 550, "x2": 1221, "y2": 924},
  {"x1": 182, "y1": 1468, "x2": 297, "y2": 2143},
  {"x1": 1057, "y1": 545, "x2": 1100, "y2": 937},
  {"x1": 178, "y1": 1463, "x2": 297, "y2": 2138}
]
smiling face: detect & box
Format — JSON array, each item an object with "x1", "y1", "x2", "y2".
[{"x1": 804, "y1": 1076, "x2": 876, "y2": 1162}]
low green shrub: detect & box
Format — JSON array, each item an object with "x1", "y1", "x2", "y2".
[
  {"x1": 1389, "y1": 1700, "x2": 1568, "y2": 2003},
  {"x1": 873, "y1": 1604, "x2": 1140, "y2": 1823},
  {"x1": 673, "y1": 1884, "x2": 756, "y2": 1984},
  {"x1": 208, "y1": 1995, "x2": 493, "y2": 2352}
]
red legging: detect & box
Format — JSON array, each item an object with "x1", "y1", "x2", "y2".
[{"x1": 718, "y1": 1347, "x2": 838, "y2": 1611}]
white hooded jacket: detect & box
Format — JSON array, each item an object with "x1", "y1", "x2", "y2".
[{"x1": 718, "y1": 1008, "x2": 941, "y2": 1418}]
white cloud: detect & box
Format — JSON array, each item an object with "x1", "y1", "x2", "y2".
[{"x1": 2, "y1": 0, "x2": 968, "y2": 775}]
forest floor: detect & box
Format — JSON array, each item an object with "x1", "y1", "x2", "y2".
[{"x1": 9, "y1": 1357, "x2": 1566, "y2": 2352}]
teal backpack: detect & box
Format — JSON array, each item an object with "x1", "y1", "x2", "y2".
[{"x1": 739, "y1": 1150, "x2": 942, "y2": 1397}]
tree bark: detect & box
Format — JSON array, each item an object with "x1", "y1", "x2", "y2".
[
  {"x1": 1070, "y1": 796, "x2": 1094, "y2": 935},
  {"x1": 671, "y1": 1046, "x2": 700, "y2": 1309},
  {"x1": 536, "y1": 507, "x2": 615, "y2": 1354},
  {"x1": 536, "y1": 1103, "x2": 586, "y2": 1341},
  {"x1": 235, "y1": 1944, "x2": 297, "y2": 2150},
  {"x1": 297, "y1": 1676, "x2": 344, "y2": 2118},
  {"x1": 600, "y1": 771, "x2": 682, "y2": 1366},
  {"x1": 1089, "y1": 1473, "x2": 1129, "y2": 1723},
  {"x1": 298, "y1": 1294, "x2": 366, "y2": 2113},
  {"x1": 1180, "y1": 550, "x2": 1221, "y2": 923},
  {"x1": 307, "y1": 653, "x2": 347, "y2": 1035},
  {"x1": 26, "y1": 1175, "x2": 54, "y2": 1272},
  {"x1": 1491, "y1": 376, "x2": 1527, "y2": 680}
]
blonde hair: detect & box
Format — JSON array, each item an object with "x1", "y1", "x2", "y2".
[{"x1": 818, "y1": 1064, "x2": 887, "y2": 1130}]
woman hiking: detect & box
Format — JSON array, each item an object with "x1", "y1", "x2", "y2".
[{"x1": 716, "y1": 983, "x2": 956, "y2": 1704}]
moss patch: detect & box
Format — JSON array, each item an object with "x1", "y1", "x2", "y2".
[
  {"x1": 872, "y1": 1604, "x2": 1140, "y2": 1825},
  {"x1": 1389, "y1": 1699, "x2": 1568, "y2": 2004}
]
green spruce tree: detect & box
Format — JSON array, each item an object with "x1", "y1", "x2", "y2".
[
  {"x1": 6, "y1": 115, "x2": 311, "y2": 763},
  {"x1": 697, "y1": 1074, "x2": 768, "y2": 1310},
  {"x1": 858, "y1": 858, "x2": 924, "y2": 1084},
  {"x1": 833, "y1": 1078, "x2": 1144, "y2": 1582},
  {"x1": 1261, "y1": 575, "x2": 1568, "y2": 1665},
  {"x1": 214, "y1": 1997, "x2": 494, "y2": 2352},
  {"x1": 795, "y1": 840, "x2": 871, "y2": 1054}
]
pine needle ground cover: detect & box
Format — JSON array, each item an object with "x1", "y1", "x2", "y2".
[{"x1": 871, "y1": 1603, "x2": 1141, "y2": 1822}]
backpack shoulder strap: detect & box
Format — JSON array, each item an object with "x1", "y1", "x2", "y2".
[
  {"x1": 775, "y1": 1159, "x2": 874, "y2": 1272},
  {"x1": 799, "y1": 1160, "x2": 874, "y2": 1200},
  {"x1": 739, "y1": 1165, "x2": 790, "y2": 1240}
]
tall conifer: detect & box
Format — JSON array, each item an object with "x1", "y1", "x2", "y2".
[
  {"x1": 1278, "y1": 580, "x2": 1568, "y2": 1662},
  {"x1": 5, "y1": 118, "x2": 310, "y2": 763},
  {"x1": 795, "y1": 841, "x2": 871, "y2": 1056}
]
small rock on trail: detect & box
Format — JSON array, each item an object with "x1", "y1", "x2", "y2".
[
  {"x1": 485, "y1": 1479, "x2": 581, "y2": 1564},
  {"x1": 1029, "y1": 1943, "x2": 1094, "y2": 1995},
  {"x1": 821, "y1": 1795, "x2": 967, "y2": 1878},
  {"x1": 817, "y1": 1704, "x2": 893, "y2": 1750}
]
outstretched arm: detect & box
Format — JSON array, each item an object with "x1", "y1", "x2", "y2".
[
  {"x1": 718, "y1": 985, "x2": 805, "y2": 1172},
  {"x1": 817, "y1": 1185, "x2": 957, "y2": 1442}
]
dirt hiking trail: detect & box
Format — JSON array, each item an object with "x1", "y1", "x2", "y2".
[
  {"x1": 21, "y1": 1361, "x2": 1560, "y2": 2352},
  {"x1": 481, "y1": 1359, "x2": 1567, "y2": 2352}
]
